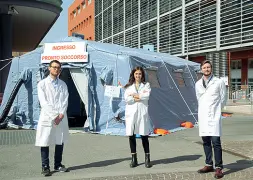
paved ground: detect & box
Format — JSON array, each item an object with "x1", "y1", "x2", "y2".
[
  {"x1": 0, "y1": 114, "x2": 252, "y2": 180},
  {"x1": 224, "y1": 105, "x2": 253, "y2": 115}
]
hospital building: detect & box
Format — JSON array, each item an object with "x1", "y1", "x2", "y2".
[{"x1": 69, "y1": 0, "x2": 253, "y2": 90}]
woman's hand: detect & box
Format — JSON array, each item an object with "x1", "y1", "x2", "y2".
[
  {"x1": 133, "y1": 94, "x2": 140, "y2": 99},
  {"x1": 129, "y1": 93, "x2": 137, "y2": 97},
  {"x1": 134, "y1": 96, "x2": 140, "y2": 102},
  {"x1": 128, "y1": 93, "x2": 140, "y2": 101}
]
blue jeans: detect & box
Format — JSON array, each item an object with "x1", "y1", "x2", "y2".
[
  {"x1": 202, "y1": 136, "x2": 223, "y2": 169},
  {"x1": 41, "y1": 144, "x2": 64, "y2": 169}
]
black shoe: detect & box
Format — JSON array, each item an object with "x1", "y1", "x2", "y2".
[
  {"x1": 54, "y1": 164, "x2": 69, "y2": 172},
  {"x1": 41, "y1": 167, "x2": 51, "y2": 176},
  {"x1": 130, "y1": 154, "x2": 138, "y2": 168},
  {"x1": 145, "y1": 153, "x2": 152, "y2": 168}
]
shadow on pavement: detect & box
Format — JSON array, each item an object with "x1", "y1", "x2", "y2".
[
  {"x1": 68, "y1": 157, "x2": 131, "y2": 171},
  {"x1": 225, "y1": 160, "x2": 253, "y2": 175},
  {"x1": 152, "y1": 155, "x2": 202, "y2": 165}
]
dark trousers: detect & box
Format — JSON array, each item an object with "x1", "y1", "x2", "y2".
[
  {"x1": 202, "y1": 136, "x2": 223, "y2": 169},
  {"x1": 129, "y1": 135, "x2": 150, "y2": 154},
  {"x1": 41, "y1": 144, "x2": 64, "y2": 169}
]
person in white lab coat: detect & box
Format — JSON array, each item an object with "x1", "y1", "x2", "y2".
[
  {"x1": 124, "y1": 66, "x2": 152, "y2": 168},
  {"x1": 35, "y1": 60, "x2": 69, "y2": 176},
  {"x1": 195, "y1": 60, "x2": 226, "y2": 179}
]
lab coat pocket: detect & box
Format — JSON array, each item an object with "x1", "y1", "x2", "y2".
[
  {"x1": 207, "y1": 120, "x2": 216, "y2": 128},
  {"x1": 40, "y1": 114, "x2": 54, "y2": 127},
  {"x1": 40, "y1": 119, "x2": 54, "y2": 127},
  {"x1": 125, "y1": 109, "x2": 133, "y2": 119}
]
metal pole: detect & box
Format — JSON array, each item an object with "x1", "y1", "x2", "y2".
[
  {"x1": 187, "y1": 29, "x2": 189, "y2": 60},
  {"x1": 228, "y1": 52, "x2": 231, "y2": 99},
  {"x1": 251, "y1": 86, "x2": 252, "y2": 114},
  {"x1": 216, "y1": 0, "x2": 220, "y2": 51},
  {"x1": 182, "y1": 0, "x2": 185, "y2": 56},
  {"x1": 157, "y1": 0, "x2": 160, "y2": 52}
]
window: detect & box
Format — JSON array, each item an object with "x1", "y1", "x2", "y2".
[
  {"x1": 248, "y1": 78, "x2": 253, "y2": 84},
  {"x1": 249, "y1": 59, "x2": 253, "y2": 69},
  {"x1": 89, "y1": 16, "x2": 92, "y2": 25},
  {"x1": 231, "y1": 60, "x2": 241, "y2": 69},
  {"x1": 196, "y1": 72, "x2": 202, "y2": 80},
  {"x1": 145, "y1": 68, "x2": 160, "y2": 88},
  {"x1": 77, "y1": 5, "x2": 81, "y2": 14},
  {"x1": 174, "y1": 70, "x2": 186, "y2": 87},
  {"x1": 231, "y1": 78, "x2": 241, "y2": 90},
  {"x1": 73, "y1": 10, "x2": 76, "y2": 17},
  {"x1": 82, "y1": 1, "x2": 86, "y2": 9}
]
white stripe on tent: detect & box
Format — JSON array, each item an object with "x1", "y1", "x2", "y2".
[{"x1": 186, "y1": 63, "x2": 197, "y2": 84}]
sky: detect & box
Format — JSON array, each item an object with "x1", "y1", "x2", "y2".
[{"x1": 41, "y1": 0, "x2": 74, "y2": 43}]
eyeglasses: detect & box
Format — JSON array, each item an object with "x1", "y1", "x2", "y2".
[{"x1": 50, "y1": 66, "x2": 61, "y2": 70}]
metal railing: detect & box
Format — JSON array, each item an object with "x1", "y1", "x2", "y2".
[
  {"x1": 229, "y1": 85, "x2": 253, "y2": 104},
  {"x1": 225, "y1": 85, "x2": 253, "y2": 114}
]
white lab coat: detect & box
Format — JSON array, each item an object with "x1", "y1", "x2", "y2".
[
  {"x1": 124, "y1": 82, "x2": 152, "y2": 136},
  {"x1": 35, "y1": 76, "x2": 69, "y2": 147},
  {"x1": 195, "y1": 76, "x2": 226, "y2": 137}
]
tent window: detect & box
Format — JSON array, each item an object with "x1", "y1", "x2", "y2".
[
  {"x1": 145, "y1": 69, "x2": 160, "y2": 88},
  {"x1": 174, "y1": 72, "x2": 185, "y2": 87},
  {"x1": 197, "y1": 72, "x2": 202, "y2": 80}
]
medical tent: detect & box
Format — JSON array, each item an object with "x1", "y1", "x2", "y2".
[{"x1": 0, "y1": 37, "x2": 200, "y2": 135}]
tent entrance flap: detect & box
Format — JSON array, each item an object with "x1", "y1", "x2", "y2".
[
  {"x1": 69, "y1": 68, "x2": 89, "y2": 128},
  {"x1": 59, "y1": 69, "x2": 87, "y2": 127}
]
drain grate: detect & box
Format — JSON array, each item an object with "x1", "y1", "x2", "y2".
[{"x1": 0, "y1": 130, "x2": 36, "y2": 145}]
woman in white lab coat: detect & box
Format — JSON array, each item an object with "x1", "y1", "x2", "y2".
[
  {"x1": 124, "y1": 66, "x2": 152, "y2": 168},
  {"x1": 35, "y1": 60, "x2": 69, "y2": 176}
]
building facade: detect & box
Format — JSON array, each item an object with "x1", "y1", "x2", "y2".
[
  {"x1": 68, "y1": 0, "x2": 95, "y2": 40},
  {"x1": 94, "y1": 0, "x2": 253, "y2": 88},
  {"x1": 0, "y1": 0, "x2": 63, "y2": 93}
]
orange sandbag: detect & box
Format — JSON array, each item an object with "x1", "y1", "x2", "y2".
[
  {"x1": 154, "y1": 128, "x2": 170, "y2": 135},
  {"x1": 180, "y1": 122, "x2": 186, "y2": 127},
  {"x1": 184, "y1": 122, "x2": 194, "y2": 128},
  {"x1": 222, "y1": 112, "x2": 232, "y2": 117}
]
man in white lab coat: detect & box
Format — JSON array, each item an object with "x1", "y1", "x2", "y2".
[
  {"x1": 195, "y1": 60, "x2": 226, "y2": 179},
  {"x1": 35, "y1": 60, "x2": 69, "y2": 176}
]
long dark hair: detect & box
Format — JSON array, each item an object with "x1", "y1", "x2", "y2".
[{"x1": 124, "y1": 66, "x2": 146, "y2": 89}]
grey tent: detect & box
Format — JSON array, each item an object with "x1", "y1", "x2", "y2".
[{"x1": 0, "y1": 37, "x2": 200, "y2": 135}]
